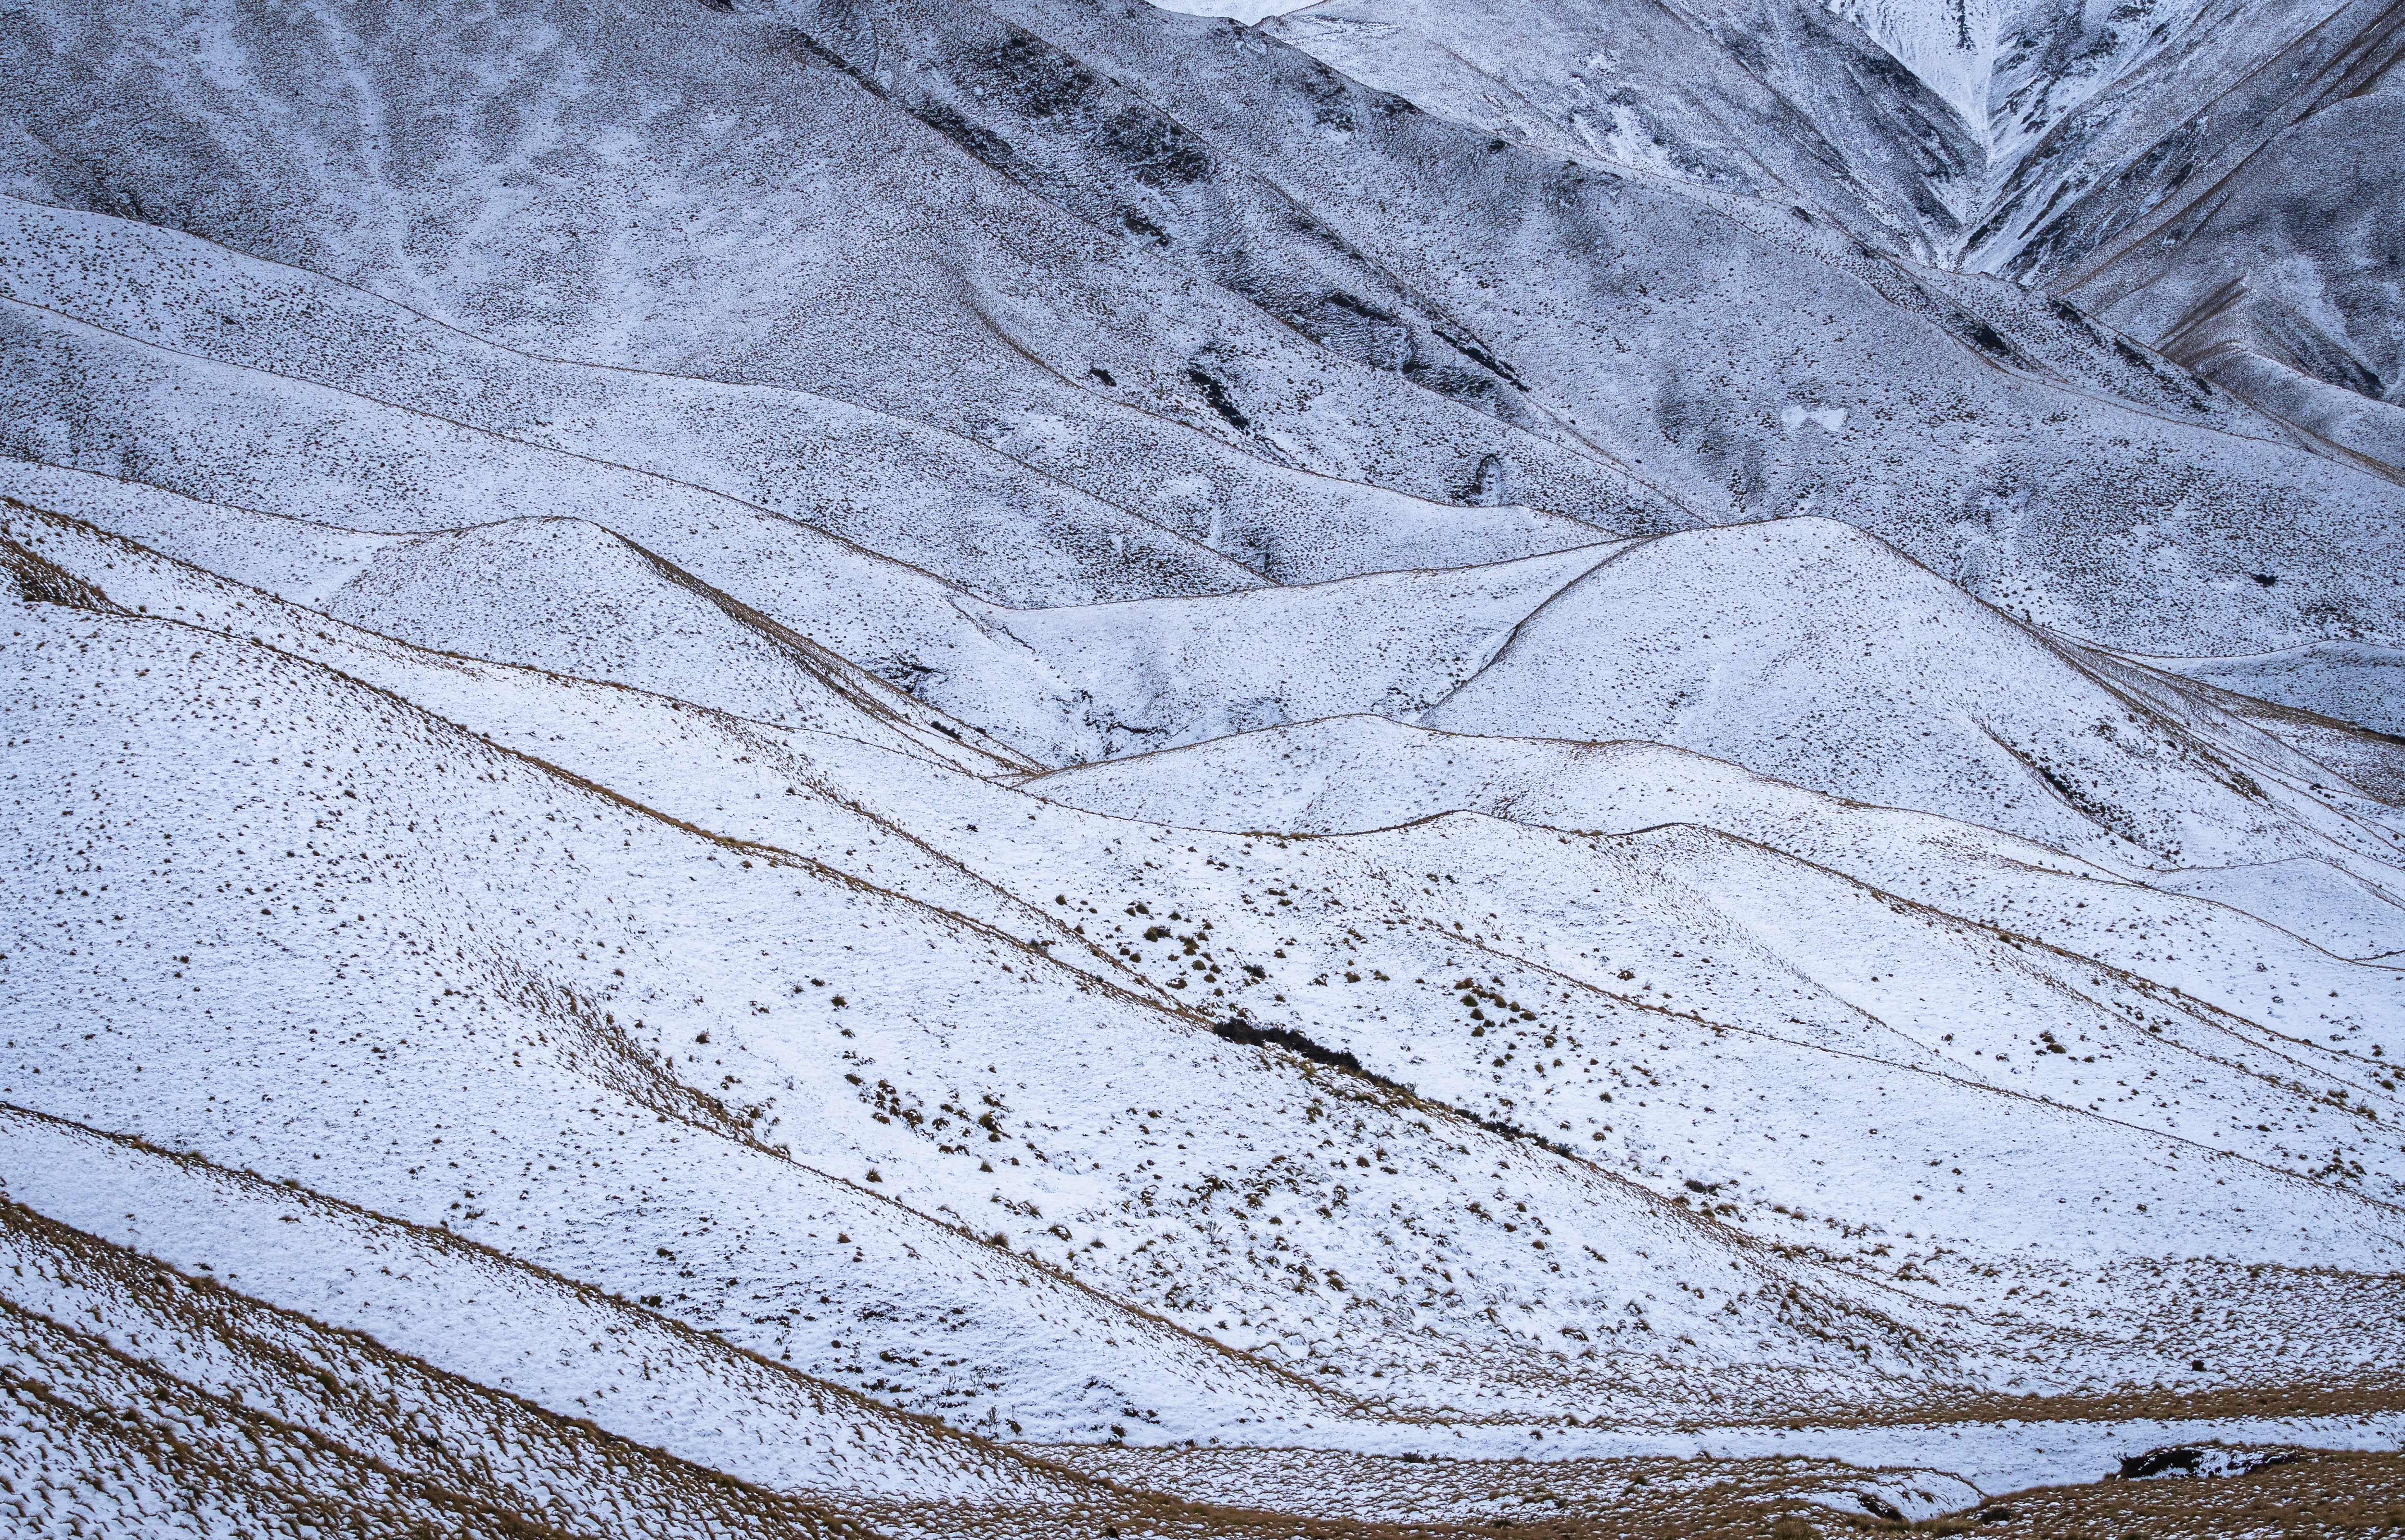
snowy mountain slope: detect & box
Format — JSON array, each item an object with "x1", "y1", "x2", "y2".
[
  {"x1": 3, "y1": 0, "x2": 2403, "y2": 1524},
  {"x1": 0, "y1": 1243, "x2": 852, "y2": 1540},
  {"x1": 1276, "y1": 0, "x2": 2395, "y2": 396},
  {"x1": 0, "y1": 508, "x2": 1084, "y2": 942},
  {"x1": 25, "y1": 501, "x2": 2405, "y2": 1438},
  {"x1": 963, "y1": 0, "x2": 2405, "y2": 661},
  {"x1": 1419, "y1": 521, "x2": 2405, "y2": 869},
  {"x1": 23, "y1": 505, "x2": 2405, "y2": 1395},
  {"x1": 0, "y1": 1130, "x2": 1468, "y2": 1539},
  {"x1": 1242, "y1": 0, "x2": 2317, "y2": 453},
  {"x1": 783, "y1": 0, "x2": 1572, "y2": 437},
  {"x1": 0, "y1": 574, "x2": 1387, "y2": 1443},
  {"x1": 22, "y1": 480, "x2": 2404, "y2": 1228},
  {"x1": 0, "y1": 466, "x2": 409, "y2": 608},
  {"x1": 0, "y1": 1109, "x2": 1123, "y2": 1517},
  {"x1": 1776, "y1": 0, "x2": 2405, "y2": 470},
  {"x1": 1248, "y1": 0, "x2": 2405, "y2": 555},
  {"x1": 1264, "y1": 0, "x2": 1986, "y2": 257},
  {"x1": 0, "y1": 0, "x2": 1674, "y2": 543},
  {"x1": 0, "y1": 401, "x2": 1108, "y2": 764},
  {"x1": 1024, "y1": 713, "x2": 2405, "y2": 959},
  {"x1": 7, "y1": 0, "x2": 2399, "y2": 663},
  {"x1": 1982, "y1": 0, "x2": 2404, "y2": 479},
  {"x1": 779, "y1": 717, "x2": 2405, "y2": 1241},
  {"x1": 314, "y1": 519, "x2": 1035, "y2": 767},
  {"x1": 972, "y1": 680, "x2": 2405, "y2": 1264},
  {"x1": 2161, "y1": 312, "x2": 2405, "y2": 482},
  {"x1": 1821, "y1": 0, "x2": 2341, "y2": 188},
  {"x1": 993, "y1": 794, "x2": 2405, "y2": 1219},
  {"x1": 883, "y1": 799, "x2": 2405, "y2": 1385},
  {"x1": 86, "y1": 488, "x2": 2403, "y2": 1107},
  {"x1": 2059, "y1": 57, "x2": 2405, "y2": 476},
  {"x1": 0, "y1": 291, "x2": 1260, "y2": 622},
  {"x1": 2144, "y1": 639, "x2": 2405, "y2": 739},
  {"x1": 11, "y1": 489, "x2": 2405, "y2": 1516},
  {"x1": 1885, "y1": 0, "x2": 2405, "y2": 465},
  {"x1": 986, "y1": 514, "x2": 2405, "y2": 871},
  {"x1": 8, "y1": 538, "x2": 2041, "y2": 1434},
  {"x1": 2063, "y1": 642, "x2": 2405, "y2": 810},
  {"x1": 0, "y1": 286, "x2": 1251, "y2": 607},
  {"x1": 984, "y1": 544, "x2": 1621, "y2": 759},
  {"x1": 1954, "y1": 0, "x2": 2400, "y2": 284},
  {"x1": 130, "y1": 498, "x2": 2404, "y2": 1214},
  {"x1": 0, "y1": 199, "x2": 1626, "y2": 588}
]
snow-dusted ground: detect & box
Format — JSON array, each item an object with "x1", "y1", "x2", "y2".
[
  {"x1": 1057, "y1": 1408, "x2": 2405, "y2": 1500},
  {"x1": 3, "y1": 0, "x2": 2401, "y2": 1531}
]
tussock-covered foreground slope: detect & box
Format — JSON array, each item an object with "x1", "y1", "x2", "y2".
[{"x1": 3, "y1": 0, "x2": 2404, "y2": 1532}]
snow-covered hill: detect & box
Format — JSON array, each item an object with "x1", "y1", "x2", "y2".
[{"x1": 2, "y1": 0, "x2": 2400, "y2": 1530}]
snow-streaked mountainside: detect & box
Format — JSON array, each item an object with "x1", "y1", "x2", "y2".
[
  {"x1": 1, "y1": 0, "x2": 2400, "y2": 1532},
  {"x1": 1259, "y1": 0, "x2": 2405, "y2": 477}
]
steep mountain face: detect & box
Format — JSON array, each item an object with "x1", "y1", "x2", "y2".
[
  {"x1": 1857, "y1": 0, "x2": 2405, "y2": 477},
  {"x1": 1268, "y1": 0, "x2": 1987, "y2": 257},
  {"x1": 1262, "y1": 0, "x2": 2405, "y2": 475},
  {"x1": 2, "y1": 0, "x2": 2402, "y2": 1532}
]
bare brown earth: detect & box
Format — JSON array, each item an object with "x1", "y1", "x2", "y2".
[
  {"x1": 1036, "y1": 1445, "x2": 2405, "y2": 1538},
  {"x1": 1897, "y1": 1450, "x2": 2405, "y2": 1540}
]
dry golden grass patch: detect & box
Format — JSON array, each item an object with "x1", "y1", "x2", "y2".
[{"x1": 1872, "y1": 1449, "x2": 2405, "y2": 1540}]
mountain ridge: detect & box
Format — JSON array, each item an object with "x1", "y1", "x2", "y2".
[{"x1": 4, "y1": 0, "x2": 2403, "y2": 1530}]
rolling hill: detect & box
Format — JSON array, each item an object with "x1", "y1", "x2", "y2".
[{"x1": 3, "y1": 0, "x2": 2402, "y2": 1530}]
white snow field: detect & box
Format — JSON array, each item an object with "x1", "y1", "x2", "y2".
[{"x1": 2, "y1": 0, "x2": 2401, "y2": 1532}]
